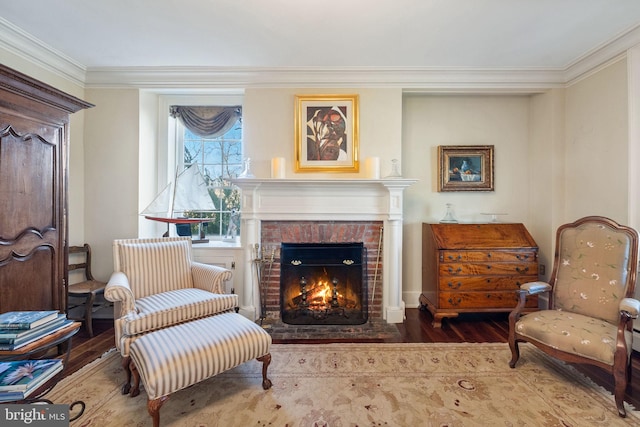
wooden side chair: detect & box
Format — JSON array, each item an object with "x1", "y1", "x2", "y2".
[
  {"x1": 68, "y1": 244, "x2": 107, "y2": 337},
  {"x1": 508, "y1": 216, "x2": 640, "y2": 417}
]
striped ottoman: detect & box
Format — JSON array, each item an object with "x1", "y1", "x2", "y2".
[{"x1": 128, "y1": 312, "x2": 272, "y2": 427}]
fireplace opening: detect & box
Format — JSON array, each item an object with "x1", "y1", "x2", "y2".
[{"x1": 280, "y1": 242, "x2": 368, "y2": 325}]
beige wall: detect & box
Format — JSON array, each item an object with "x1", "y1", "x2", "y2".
[
  {"x1": 0, "y1": 49, "x2": 633, "y2": 313},
  {"x1": 527, "y1": 88, "x2": 566, "y2": 275},
  {"x1": 402, "y1": 95, "x2": 536, "y2": 304},
  {"x1": 242, "y1": 88, "x2": 403, "y2": 178},
  {"x1": 83, "y1": 89, "x2": 140, "y2": 280},
  {"x1": 564, "y1": 58, "x2": 629, "y2": 224}
]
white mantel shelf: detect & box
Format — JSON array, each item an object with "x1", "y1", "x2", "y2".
[
  {"x1": 232, "y1": 178, "x2": 417, "y2": 222},
  {"x1": 233, "y1": 177, "x2": 417, "y2": 324}
]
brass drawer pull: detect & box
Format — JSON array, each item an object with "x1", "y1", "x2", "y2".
[
  {"x1": 447, "y1": 281, "x2": 462, "y2": 289},
  {"x1": 448, "y1": 267, "x2": 463, "y2": 274},
  {"x1": 448, "y1": 298, "x2": 462, "y2": 306},
  {"x1": 516, "y1": 266, "x2": 529, "y2": 273}
]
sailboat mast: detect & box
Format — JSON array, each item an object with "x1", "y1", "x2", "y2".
[{"x1": 168, "y1": 165, "x2": 179, "y2": 219}]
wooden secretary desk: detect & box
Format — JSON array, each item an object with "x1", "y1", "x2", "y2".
[
  {"x1": 420, "y1": 222, "x2": 540, "y2": 327},
  {"x1": 0, "y1": 65, "x2": 93, "y2": 314}
]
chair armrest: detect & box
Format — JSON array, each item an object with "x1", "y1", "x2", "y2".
[
  {"x1": 104, "y1": 272, "x2": 137, "y2": 317},
  {"x1": 191, "y1": 262, "x2": 233, "y2": 294},
  {"x1": 510, "y1": 281, "x2": 551, "y2": 322},
  {"x1": 519, "y1": 281, "x2": 552, "y2": 295},
  {"x1": 620, "y1": 297, "x2": 640, "y2": 319}
]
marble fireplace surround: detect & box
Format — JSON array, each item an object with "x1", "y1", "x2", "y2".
[{"x1": 233, "y1": 178, "x2": 416, "y2": 324}]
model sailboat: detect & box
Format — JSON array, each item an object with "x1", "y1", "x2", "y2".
[{"x1": 141, "y1": 165, "x2": 215, "y2": 239}]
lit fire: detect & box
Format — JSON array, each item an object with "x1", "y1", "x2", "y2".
[{"x1": 304, "y1": 280, "x2": 338, "y2": 310}]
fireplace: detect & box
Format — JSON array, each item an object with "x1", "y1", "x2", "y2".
[
  {"x1": 232, "y1": 178, "x2": 416, "y2": 324},
  {"x1": 280, "y1": 242, "x2": 367, "y2": 325}
]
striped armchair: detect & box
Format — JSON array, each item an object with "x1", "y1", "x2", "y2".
[{"x1": 104, "y1": 237, "x2": 238, "y2": 393}]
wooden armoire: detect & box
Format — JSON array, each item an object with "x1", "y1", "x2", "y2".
[{"x1": 0, "y1": 65, "x2": 93, "y2": 314}]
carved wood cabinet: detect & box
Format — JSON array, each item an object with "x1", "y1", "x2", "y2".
[
  {"x1": 420, "y1": 223, "x2": 539, "y2": 327},
  {"x1": 0, "y1": 65, "x2": 92, "y2": 313}
]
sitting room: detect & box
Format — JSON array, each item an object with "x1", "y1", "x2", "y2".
[{"x1": 2, "y1": 1, "x2": 640, "y2": 425}]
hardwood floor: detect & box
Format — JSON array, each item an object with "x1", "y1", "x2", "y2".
[{"x1": 65, "y1": 309, "x2": 640, "y2": 412}]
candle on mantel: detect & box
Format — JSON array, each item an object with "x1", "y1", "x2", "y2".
[
  {"x1": 365, "y1": 157, "x2": 381, "y2": 179},
  {"x1": 271, "y1": 157, "x2": 286, "y2": 179}
]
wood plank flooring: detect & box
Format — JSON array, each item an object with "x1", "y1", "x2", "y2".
[{"x1": 64, "y1": 309, "x2": 640, "y2": 412}]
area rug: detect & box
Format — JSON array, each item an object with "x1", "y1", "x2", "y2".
[{"x1": 49, "y1": 343, "x2": 639, "y2": 426}]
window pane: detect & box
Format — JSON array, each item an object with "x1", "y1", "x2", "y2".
[
  {"x1": 202, "y1": 141, "x2": 222, "y2": 164},
  {"x1": 180, "y1": 116, "x2": 242, "y2": 240}
]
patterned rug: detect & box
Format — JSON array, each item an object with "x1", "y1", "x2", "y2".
[{"x1": 49, "y1": 343, "x2": 640, "y2": 426}]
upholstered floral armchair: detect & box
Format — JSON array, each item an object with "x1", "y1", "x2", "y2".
[
  {"x1": 104, "y1": 237, "x2": 238, "y2": 394},
  {"x1": 508, "y1": 216, "x2": 639, "y2": 417}
]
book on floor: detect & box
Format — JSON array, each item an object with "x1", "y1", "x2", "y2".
[
  {"x1": 0, "y1": 314, "x2": 69, "y2": 343},
  {"x1": 0, "y1": 311, "x2": 59, "y2": 330},
  {"x1": 0, "y1": 359, "x2": 63, "y2": 393},
  {"x1": 0, "y1": 319, "x2": 75, "y2": 351}
]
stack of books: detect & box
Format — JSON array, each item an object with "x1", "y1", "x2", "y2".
[
  {"x1": 0, "y1": 359, "x2": 63, "y2": 402},
  {"x1": 0, "y1": 311, "x2": 74, "y2": 351}
]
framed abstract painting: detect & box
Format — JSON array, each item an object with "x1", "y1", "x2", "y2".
[{"x1": 294, "y1": 94, "x2": 359, "y2": 172}]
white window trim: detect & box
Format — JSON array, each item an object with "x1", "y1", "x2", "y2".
[{"x1": 144, "y1": 93, "x2": 243, "y2": 238}]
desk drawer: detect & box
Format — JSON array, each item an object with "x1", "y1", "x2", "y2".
[
  {"x1": 439, "y1": 291, "x2": 538, "y2": 309},
  {"x1": 439, "y1": 275, "x2": 538, "y2": 291},
  {"x1": 440, "y1": 262, "x2": 537, "y2": 276},
  {"x1": 441, "y1": 250, "x2": 537, "y2": 263}
]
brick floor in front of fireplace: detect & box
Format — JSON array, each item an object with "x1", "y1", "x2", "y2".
[{"x1": 259, "y1": 317, "x2": 403, "y2": 342}]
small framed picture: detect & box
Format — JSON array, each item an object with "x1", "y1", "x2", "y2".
[
  {"x1": 294, "y1": 94, "x2": 359, "y2": 172},
  {"x1": 438, "y1": 145, "x2": 494, "y2": 191}
]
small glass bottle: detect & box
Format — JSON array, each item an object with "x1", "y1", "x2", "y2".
[
  {"x1": 384, "y1": 158, "x2": 402, "y2": 178},
  {"x1": 440, "y1": 203, "x2": 458, "y2": 223},
  {"x1": 238, "y1": 157, "x2": 255, "y2": 178}
]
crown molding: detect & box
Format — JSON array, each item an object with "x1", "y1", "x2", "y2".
[
  {"x1": 564, "y1": 23, "x2": 640, "y2": 85},
  {"x1": 83, "y1": 66, "x2": 564, "y2": 93},
  {"x1": 1, "y1": 16, "x2": 639, "y2": 93},
  {"x1": 0, "y1": 17, "x2": 86, "y2": 86}
]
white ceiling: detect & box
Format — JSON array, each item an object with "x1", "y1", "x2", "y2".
[
  {"x1": 1, "y1": 1, "x2": 640, "y2": 89},
  {"x1": 1, "y1": 0, "x2": 640, "y2": 69}
]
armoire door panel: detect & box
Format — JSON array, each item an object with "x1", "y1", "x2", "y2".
[
  {"x1": 0, "y1": 126, "x2": 58, "y2": 239},
  {"x1": 0, "y1": 64, "x2": 92, "y2": 314},
  {"x1": 0, "y1": 246, "x2": 57, "y2": 312}
]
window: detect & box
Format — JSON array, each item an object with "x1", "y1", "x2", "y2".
[{"x1": 174, "y1": 112, "x2": 243, "y2": 240}]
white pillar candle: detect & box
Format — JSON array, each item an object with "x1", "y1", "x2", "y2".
[
  {"x1": 365, "y1": 157, "x2": 381, "y2": 179},
  {"x1": 271, "y1": 157, "x2": 286, "y2": 179}
]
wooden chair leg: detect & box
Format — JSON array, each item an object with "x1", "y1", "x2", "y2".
[
  {"x1": 257, "y1": 353, "x2": 272, "y2": 390},
  {"x1": 147, "y1": 396, "x2": 169, "y2": 427},
  {"x1": 84, "y1": 292, "x2": 96, "y2": 337},
  {"x1": 130, "y1": 359, "x2": 141, "y2": 398},
  {"x1": 121, "y1": 356, "x2": 132, "y2": 395},
  {"x1": 508, "y1": 339, "x2": 520, "y2": 368}
]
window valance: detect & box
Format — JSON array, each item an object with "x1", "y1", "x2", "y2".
[{"x1": 170, "y1": 106, "x2": 241, "y2": 138}]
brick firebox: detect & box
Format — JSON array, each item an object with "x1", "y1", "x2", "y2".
[{"x1": 260, "y1": 220, "x2": 384, "y2": 321}]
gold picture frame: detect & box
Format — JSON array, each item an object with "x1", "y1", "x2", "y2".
[
  {"x1": 438, "y1": 145, "x2": 494, "y2": 191},
  {"x1": 294, "y1": 94, "x2": 359, "y2": 172}
]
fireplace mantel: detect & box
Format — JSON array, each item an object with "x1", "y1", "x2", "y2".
[{"x1": 233, "y1": 178, "x2": 417, "y2": 324}]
